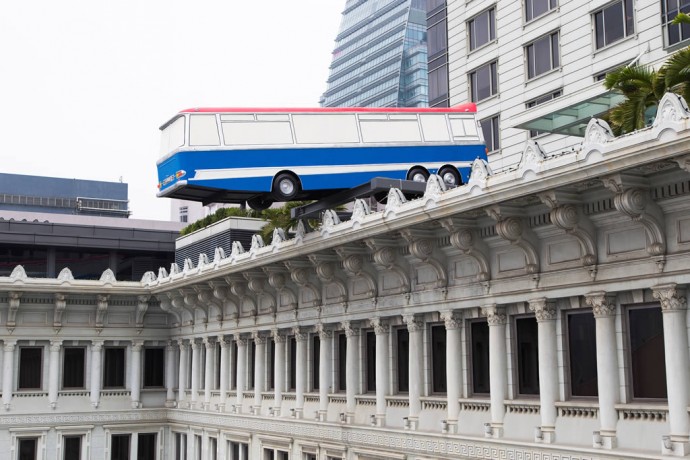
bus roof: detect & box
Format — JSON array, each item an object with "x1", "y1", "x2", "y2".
[{"x1": 179, "y1": 103, "x2": 477, "y2": 114}]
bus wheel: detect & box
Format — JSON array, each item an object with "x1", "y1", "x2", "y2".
[
  {"x1": 407, "y1": 167, "x2": 429, "y2": 182},
  {"x1": 438, "y1": 166, "x2": 462, "y2": 188},
  {"x1": 247, "y1": 196, "x2": 273, "y2": 211},
  {"x1": 272, "y1": 173, "x2": 300, "y2": 201}
]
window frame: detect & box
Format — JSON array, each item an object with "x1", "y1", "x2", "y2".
[
  {"x1": 429, "y1": 324, "x2": 447, "y2": 394},
  {"x1": 102, "y1": 346, "x2": 127, "y2": 389},
  {"x1": 18, "y1": 346, "x2": 44, "y2": 391},
  {"x1": 394, "y1": 326, "x2": 409, "y2": 394},
  {"x1": 513, "y1": 314, "x2": 540, "y2": 397},
  {"x1": 625, "y1": 303, "x2": 668, "y2": 401},
  {"x1": 525, "y1": 31, "x2": 561, "y2": 80},
  {"x1": 564, "y1": 309, "x2": 599, "y2": 399},
  {"x1": 62, "y1": 346, "x2": 86, "y2": 390},
  {"x1": 593, "y1": 0, "x2": 635, "y2": 50},
  {"x1": 480, "y1": 115, "x2": 500, "y2": 153},
  {"x1": 468, "y1": 318, "x2": 490, "y2": 397},
  {"x1": 661, "y1": 0, "x2": 690, "y2": 48},
  {"x1": 525, "y1": 0, "x2": 558, "y2": 23},
  {"x1": 143, "y1": 347, "x2": 165, "y2": 389},
  {"x1": 469, "y1": 60, "x2": 498, "y2": 102},
  {"x1": 467, "y1": 6, "x2": 496, "y2": 52}
]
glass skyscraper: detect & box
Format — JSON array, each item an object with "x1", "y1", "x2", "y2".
[{"x1": 320, "y1": 0, "x2": 428, "y2": 107}]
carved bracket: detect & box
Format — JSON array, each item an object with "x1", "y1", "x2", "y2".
[
  {"x1": 54, "y1": 293, "x2": 67, "y2": 329},
  {"x1": 486, "y1": 206, "x2": 540, "y2": 277}
]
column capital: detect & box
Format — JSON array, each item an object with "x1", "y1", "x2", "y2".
[
  {"x1": 652, "y1": 283, "x2": 687, "y2": 312},
  {"x1": 218, "y1": 336, "x2": 232, "y2": 348},
  {"x1": 91, "y1": 340, "x2": 104, "y2": 352},
  {"x1": 252, "y1": 331, "x2": 267, "y2": 345},
  {"x1": 271, "y1": 329, "x2": 286, "y2": 343},
  {"x1": 166, "y1": 340, "x2": 176, "y2": 352},
  {"x1": 528, "y1": 298, "x2": 556, "y2": 322},
  {"x1": 50, "y1": 340, "x2": 63, "y2": 352},
  {"x1": 292, "y1": 327, "x2": 309, "y2": 342},
  {"x1": 190, "y1": 339, "x2": 201, "y2": 350},
  {"x1": 481, "y1": 305, "x2": 507, "y2": 325},
  {"x1": 177, "y1": 339, "x2": 188, "y2": 351},
  {"x1": 403, "y1": 314, "x2": 424, "y2": 332},
  {"x1": 234, "y1": 334, "x2": 248, "y2": 346},
  {"x1": 131, "y1": 341, "x2": 144, "y2": 352},
  {"x1": 315, "y1": 323, "x2": 333, "y2": 340},
  {"x1": 370, "y1": 317, "x2": 389, "y2": 335},
  {"x1": 341, "y1": 321, "x2": 360, "y2": 337},
  {"x1": 203, "y1": 337, "x2": 216, "y2": 349},
  {"x1": 440, "y1": 310, "x2": 462, "y2": 330},
  {"x1": 585, "y1": 291, "x2": 616, "y2": 318},
  {"x1": 3, "y1": 340, "x2": 17, "y2": 352}
]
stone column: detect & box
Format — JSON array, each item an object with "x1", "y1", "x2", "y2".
[
  {"x1": 585, "y1": 292, "x2": 619, "y2": 449},
  {"x1": 294, "y1": 327, "x2": 308, "y2": 418},
  {"x1": 316, "y1": 324, "x2": 333, "y2": 422},
  {"x1": 272, "y1": 330, "x2": 286, "y2": 415},
  {"x1": 235, "y1": 335, "x2": 247, "y2": 413},
  {"x1": 2, "y1": 341, "x2": 16, "y2": 410},
  {"x1": 404, "y1": 314, "x2": 423, "y2": 429},
  {"x1": 130, "y1": 340, "x2": 143, "y2": 408},
  {"x1": 653, "y1": 284, "x2": 690, "y2": 456},
  {"x1": 482, "y1": 305, "x2": 507, "y2": 438},
  {"x1": 48, "y1": 340, "x2": 62, "y2": 409},
  {"x1": 218, "y1": 336, "x2": 230, "y2": 412},
  {"x1": 371, "y1": 317, "x2": 389, "y2": 427},
  {"x1": 165, "y1": 341, "x2": 176, "y2": 407},
  {"x1": 177, "y1": 340, "x2": 188, "y2": 406},
  {"x1": 342, "y1": 321, "x2": 359, "y2": 423},
  {"x1": 190, "y1": 340, "x2": 200, "y2": 407},
  {"x1": 203, "y1": 337, "x2": 215, "y2": 410},
  {"x1": 529, "y1": 298, "x2": 558, "y2": 443},
  {"x1": 89, "y1": 340, "x2": 103, "y2": 408},
  {"x1": 253, "y1": 331, "x2": 267, "y2": 415},
  {"x1": 441, "y1": 311, "x2": 462, "y2": 433}
]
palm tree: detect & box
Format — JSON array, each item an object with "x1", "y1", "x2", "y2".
[{"x1": 603, "y1": 64, "x2": 664, "y2": 134}]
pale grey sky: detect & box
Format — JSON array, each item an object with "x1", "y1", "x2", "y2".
[{"x1": 0, "y1": 1, "x2": 343, "y2": 220}]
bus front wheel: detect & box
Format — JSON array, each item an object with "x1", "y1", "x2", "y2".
[
  {"x1": 438, "y1": 166, "x2": 462, "y2": 188},
  {"x1": 407, "y1": 167, "x2": 429, "y2": 183},
  {"x1": 272, "y1": 173, "x2": 300, "y2": 201},
  {"x1": 247, "y1": 196, "x2": 273, "y2": 211}
]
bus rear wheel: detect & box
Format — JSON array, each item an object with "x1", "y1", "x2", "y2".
[
  {"x1": 247, "y1": 196, "x2": 273, "y2": 211},
  {"x1": 407, "y1": 167, "x2": 429, "y2": 183},
  {"x1": 272, "y1": 173, "x2": 300, "y2": 201},
  {"x1": 438, "y1": 166, "x2": 462, "y2": 188}
]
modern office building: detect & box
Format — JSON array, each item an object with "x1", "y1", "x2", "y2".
[
  {"x1": 442, "y1": 0, "x2": 685, "y2": 172},
  {"x1": 320, "y1": 0, "x2": 429, "y2": 107}
]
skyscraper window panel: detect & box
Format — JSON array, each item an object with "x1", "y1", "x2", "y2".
[
  {"x1": 526, "y1": 32, "x2": 560, "y2": 79},
  {"x1": 662, "y1": 0, "x2": 690, "y2": 46},
  {"x1": 427, "y1": 16, "x2": 448, "y2": 57},
  {"x1": 480, "y1": 115, "x2": 501, "y2": 152},
  {"x1": 594, "y1": 0, "x2": 635, "y2": 49},
  {"x1": 468, "y1": 7, "x2": 496, "y2": 51},
  {"x1": 525, "y1": 0, "x2": 558, "y2": 22},
  {"x1": 470, "y1": 61, "x2": 498, "y2": 102}
]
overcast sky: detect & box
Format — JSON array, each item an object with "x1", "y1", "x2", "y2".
[{"x1": 0, "y1": 1, "x2": 344, "y2": 221}]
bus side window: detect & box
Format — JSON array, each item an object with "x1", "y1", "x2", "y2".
[
  {"x1": 189, "y1": 114, "x2": 220, "y2": 146},
  {"x1": 360, "y1": 119, "x2": 422, "y2": 143},
  {"x1": 293, "y1": 114, "x2": 359, "y2": 144},
  {"x1": 222, "y1": 121, "x2": 293, "y2": 146},
  {"x1": 420, "y1": 114, "x2": 451, "y2": 142}
]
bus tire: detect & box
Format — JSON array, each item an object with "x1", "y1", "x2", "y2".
[
  {"x1": 438, "y1": 166, "x2": 462, "y2": 188},
  {"x1": 247, "y1": 196, "x2": 273, "y2": 211},
  {"x1": 272, "y1": 173, "x2": 300, "y2": 201},
  {"x1": 407, "y1": 167, "x2": 429, "y2": 183}
]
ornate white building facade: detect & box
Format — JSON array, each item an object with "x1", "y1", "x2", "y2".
[{"x1": 2, "y1": 93, "x2": 690, "y2": 459}]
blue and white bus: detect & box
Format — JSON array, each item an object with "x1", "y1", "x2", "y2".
[{"x1": 156, "y1": 104, "x2": 486, "y2": 210}]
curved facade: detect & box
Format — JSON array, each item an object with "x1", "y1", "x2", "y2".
[
  {"x1": 2, "y1": 94, "x2": 690, "y2": 458},
  {"x1": 320, "y1": 0, "x2": 428, "y2": 108}
]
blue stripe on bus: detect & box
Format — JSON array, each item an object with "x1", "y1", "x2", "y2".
[{"x1": 158, "y1": 144, "x2": 486, "y2": 193}]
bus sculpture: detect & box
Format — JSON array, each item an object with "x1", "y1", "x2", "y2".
[{"x1": 156, "y1": 104, "x2": 487, "y2": 210}]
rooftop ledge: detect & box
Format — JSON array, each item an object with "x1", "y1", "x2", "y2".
[{"x1": 3, "y1": 92, "x2": 690, "y2": 293}]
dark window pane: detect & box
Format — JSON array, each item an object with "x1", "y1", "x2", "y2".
[
  {"x1": 629, "y1": 306, "x2": 667, "y2": 399},
  {"x1": 552, "y1": 33, "x2": 560, "y2": 68},
  {"x1": 103, "y1": 348, "x2": 126, "y2": 388},
  {"x1": 338, "y1": 334, "x2": 347, "y2": 392},
  {"x1": 431, "y1": 325, "x2": 447, "y2": 393},
  {"x1": 137, "y1": 433, "x2": 157, "y2": 460},
  {"x1": 366, "y1": 331, "x2": 376, "y2": 392},
  {"x1": 248, "y1": 341, "x2": 255, "y2": 390},
  {"x1": 63, "y1": 347, "x2": 86, "y2": 388},
  {"x1": 143, "y1": 348, "x2": 165, "y2": 388},
  {"x1": 312, "y1": 336, "x2": 320, "y2": 390},
  {"x1": 471, "y1": 321, "x2": 490, "y2": 394},
  {"x1": 232, "y1": 342, "x2": 239, "y2": 390},
  {"x1": 111, "y1": 434, "x2": 130, "y2": 460},
  {"x1": 397, "y1": 329, "x2": 409, "y2": 392},
  {"x1": 625, "y1": 0, "x2": 635, "y2": 35},
  {"x1": 516, "y1": 317, "x2": 540, "y2": 395},
  {"x1": 534, "y1": 36, "x2": 551, "y2": 76},
  {"x1": 19, "y1": 347, "x2": 42, "y2": 389},
  {"x1": 568, "y1": 312, "x2": 598, "y2": 397},
  {"x1": 288, "y1": 337, "x2": 296, "y2": 391},
  {"x1": 64, "y1": 436, "x2": 81, "y2": 460},
  {"x1": 595, "y1": 11, "x2": 605, "y2": 49},
  {"x1": 605, "y1": 2, "x2": 625, "y2": 45},
  {"x1": 18, "y1": 438, "x2": 37, "y2": 460},
  {"x1": 269, "y1": 339, "x2": 275, "y2": 391}
]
